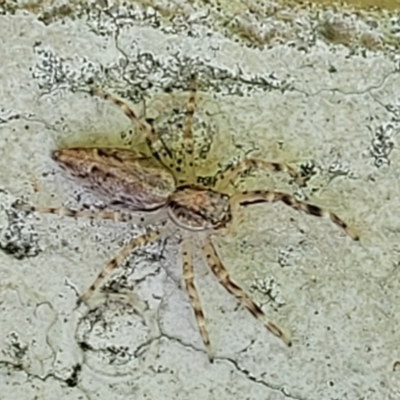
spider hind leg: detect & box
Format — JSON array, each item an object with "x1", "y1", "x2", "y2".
[{"x1": 79, "y1": 230, "x2": 161, "y2": 303}]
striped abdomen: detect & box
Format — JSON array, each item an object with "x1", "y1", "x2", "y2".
[{"x1": 53, "y1": 147, "x2": 176, "y2": 211}]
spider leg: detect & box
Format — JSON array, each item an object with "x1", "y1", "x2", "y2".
[
  {"x1": 90, "y1": 88, "x2": 174, "y2": 170},
  {"x1": 14, "y1": 202, "x2": 150, "y2": 224},
  {"x1": 214, "y1": 159, "x2": 305, "y2": 191},
  {"x1": 230, "y1": 190, "x2": 359, "y2": 240},
  {"x1": 183, "y1": 75, "x2": 197, "y2": 183},
  {"x1": 79, "y1": 230, "x2": 160, "y2": 303},
  {"x1": 202, "y1": 236, "x2": 291, "y2": 346},
  {"x1": 15, "y1": 200, "x2": 169, "y2": 302},
  {"x1": 182, "y1": 237, "x2": 213, "y2": 361}
]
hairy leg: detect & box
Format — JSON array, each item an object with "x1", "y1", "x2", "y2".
[
  {"x1": 90, "y1": 88, "x2": 174, "y2": 170},
  {"x1": 230, "y1": 190, "x2": 359, "y2": 240},
  {"x1": 183, "y1": 75, "x2": 197, "y2": 183},
  {"x1": 14, "y1": 202, "x2": 151, "y2": 224},
  {"x1": 214, "y1": 159, "x2": 305, "y2": 191},
  {"x1": 79, "y1": 230, "x2": 160, "y2": 303},
  {"x1": 202, "y1": 236, "x2": 291, "y2": 346},
  {"x1": 14, "y1": 201, "x2": 166, "y2": 302},
  {"x1": 182, "y1": 237, "x2": 213, "y2": 361}
]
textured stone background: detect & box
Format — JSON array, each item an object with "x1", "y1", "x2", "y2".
[{"x1": 1, "y1": 1, "x2": 400, "y2": 399}]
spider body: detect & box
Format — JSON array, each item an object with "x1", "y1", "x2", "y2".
[
  {"x1": 17, "y1": 77, "x2": 358, "y2": 361},
  {"x1": 55, "y1": 147, "x2": 232, "y2": 231}
]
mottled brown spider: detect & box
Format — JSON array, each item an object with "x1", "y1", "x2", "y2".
[{"x1": 16, "y1": 77, "x2": 359, "y2": 361}]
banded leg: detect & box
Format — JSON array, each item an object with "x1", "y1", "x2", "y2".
[
  {"x1": 215, "y1": 159, "x2": 305, "y2": 191},
  {"x1": 79, "y1": 230, "x2": 160, "y2": 303},
  {"x1": 202, "y1": 236, "x2": 291, "y2": 346},
  {"x1": 230, "y1": 190, "x2": 359, "y2": 240},
  {"x1": 90, "y1": 88, "x2": 174, "y2": 170},
  {"x1": 182, "y1": 238, "x2": 213, "y2": 360},
  {"x1": 183, "y1": 75, "x2": 197, "y2": 183},
  {"x1": 13, "y1": 202, "x2": 157, "y2": 224}
]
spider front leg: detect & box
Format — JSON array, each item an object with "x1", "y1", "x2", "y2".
[
  {"x1": 79, "y1": 230, "x2": 161, "y2": 303},
  {"x1": 214, "y1": 159, "x2": 306, "y2": 192},
  {"x1": 182, "y1": 238, "x2": 213, "y2": 361},
  {"x1": 230, "y1": 190, "x2": 359, "y2": 240},
  {"x1": 183, "y1": 75, "x2": 197, "y2": 183},
  {"x1": 202, "y1": 236, "x2": 291, "y2": 346},
  {"x1": 90, "y1": 88, "x2": 174, "y2": 171}
]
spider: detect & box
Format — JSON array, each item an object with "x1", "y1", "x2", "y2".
[{"x1": 16, "y1": 76, "x2": 359, "y2": 361}]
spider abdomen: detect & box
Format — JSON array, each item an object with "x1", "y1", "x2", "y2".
[
  {"x1": 168, "y1": 185, "x2": 232, "y2": 231},
  {"x1": 53, "y1": 147, "x2": 176, "y2": 211}
]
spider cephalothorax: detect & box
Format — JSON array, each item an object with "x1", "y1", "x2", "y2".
[{"x1": 168, "y1": 185, "x2": 232, "y2": 231}]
